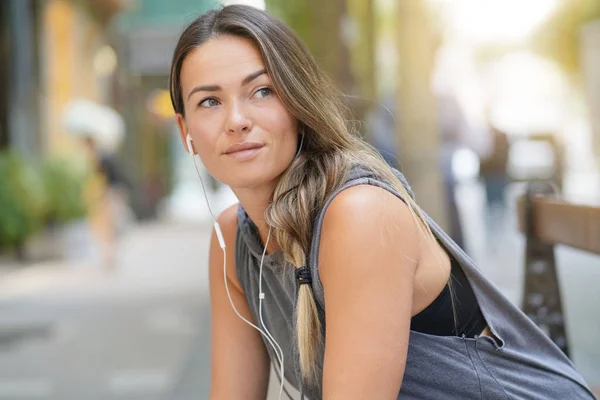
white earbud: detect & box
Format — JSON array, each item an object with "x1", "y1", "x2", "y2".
[{"x1": 186, "y1": 134, "x2": 194, "y2": 155}]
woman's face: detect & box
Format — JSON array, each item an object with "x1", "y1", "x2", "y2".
[{"x1": 176, "y1": 34, "x2": 299, "y2": 190}]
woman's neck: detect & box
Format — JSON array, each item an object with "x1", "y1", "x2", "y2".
[{"x1": 233, "y1": 186, "x2": 279, "y2": 255}]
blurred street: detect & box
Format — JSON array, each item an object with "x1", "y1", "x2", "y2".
[
  {"x1": 0, "y1": 222, "x2": 212, "y2": 400},
  {"x1": 0, "y1": 179, "x2": 598, "y2": 400}
]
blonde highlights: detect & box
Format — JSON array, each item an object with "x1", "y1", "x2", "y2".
[{"x1": 169, "y1": 4, "x2": 438, "y2": 383}]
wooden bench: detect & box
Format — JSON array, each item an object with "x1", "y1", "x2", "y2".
[{"x1": 518, "y1": 181, "x2": 600, "y2": 395}]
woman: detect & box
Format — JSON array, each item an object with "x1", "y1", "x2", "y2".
[{"x1": 169, "y1": 5, "x2": 593, "y2": 399}]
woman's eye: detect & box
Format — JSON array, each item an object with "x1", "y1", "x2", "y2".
[
  {"x1": 199, "y1": 98, "x2": 220, "y2": 108},
  {"x1": 254, "y1": 87, "x2": 273, "y2": 99}
]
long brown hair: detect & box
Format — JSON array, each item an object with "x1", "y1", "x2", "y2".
[{"x1": 169, "y1": 4, "x2": 438, "y2": 382}]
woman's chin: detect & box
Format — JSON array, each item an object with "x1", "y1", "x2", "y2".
[
  {"x1": 220, "y1": 167, "x2": 286, "y2": 191},
  {"x1": 209, "y1": 153, "x2": 294, "y2": 191}
]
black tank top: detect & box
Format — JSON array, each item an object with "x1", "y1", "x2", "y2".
[{"x1": 410, "y1": 256, "x2": 487, "y2": 337}]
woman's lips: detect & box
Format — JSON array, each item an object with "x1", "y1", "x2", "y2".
[{"x1": 224, "y1": 142, "x2": 265, "y2": 160}]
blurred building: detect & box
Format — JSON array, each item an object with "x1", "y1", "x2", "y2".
[
  {"x1": 1, "y1": 0, "x2": 226, "y2": 220},
  {"x1": 112, "y1": 0, "x2": 219, "y2": 220},
  {"x1": 0, "y1": 0, "x2": 43, "y2": 156},
  {"x1": 581, "y1": 20, "x2": 600, "y2": 162},
  {"x1": 0, "y1": 0, "x2": 128, "y2": 156}
]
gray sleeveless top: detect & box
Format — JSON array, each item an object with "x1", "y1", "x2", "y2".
[{"x1": 235, "y1": 167, "x2": 594, "y2": 399}]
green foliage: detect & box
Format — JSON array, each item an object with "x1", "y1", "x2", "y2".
[
  {"x1": 0, "y1": 151, "x2": 46, "y2": 248},
  {"x1": 265, "y1": 0, "x2": 346, "y2": 82},
  {"x1": 266, "y1": 0, "x2": 315, "y2": 45},
  {"x1": 41, "y1": 157, "x2": 88, "y2": 224},
  {"x1": 0, "y1": 151, "x2": 90, "y2": 251}
]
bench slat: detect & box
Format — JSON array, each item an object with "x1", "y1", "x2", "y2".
[{"x1": 518, "y1": 198, "x2": 600, "y2": 255}]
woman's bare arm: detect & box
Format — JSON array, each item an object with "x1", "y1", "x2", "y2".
[
  {"x1": 208, "y1": 205, "x2": 270, "y2": 399},
  {"x1": 319, "y1": 185, "x2": 422, "y2": 399}
]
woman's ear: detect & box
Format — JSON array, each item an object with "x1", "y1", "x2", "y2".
[{"x1": 176, "y1": 113, "x2": 193, "y2": 153}]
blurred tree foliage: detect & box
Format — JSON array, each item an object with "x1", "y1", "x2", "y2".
[
  {"x1": 0, "y1": 151, "x2": 89, "y2": 257},
  {"x1": 266, "y1": 0, "x2": 354, "y2": 94},
  {"x1": 0, "y1": 151, "x2": 46, "y2": 254},
  {"x1": 41, "y1": 157, "x2": 88, "y2": 224},
  {"x1": 266, "y1": 0, "x2": 379, "y2": 124},
  {"x1": 531, "y1": 0, "x2": 600, "y2": 76},
  {"x1": 347, "y1": 0, "x2": 376, "y2": 112}
]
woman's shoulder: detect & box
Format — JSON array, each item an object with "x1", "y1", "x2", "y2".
[{"x1": 321, "y1": 184, "x2": 420, "y2": 248}]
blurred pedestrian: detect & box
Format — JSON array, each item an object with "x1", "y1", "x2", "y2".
[
  {"x1": 437, "y1": 92, "x2": 469, "y2": 250},
  {"x1": 480, "y1": 126, "x2": 510, "y2": 245},
  {"x1": 63, "y1": 99, "x2": 131, "y2": 270},
  {"x1": 480, "y1": 127, "x2": 509, "y2": 208},
  {"x1": 169, "y1": 5, "x2": 595, "y2": 399},
  {"x1": 83, "y1": 136, "x2": 132, "y2": 270},
  {"x1": 365, "y1": 94, "x2": 400, "y2": 169}
]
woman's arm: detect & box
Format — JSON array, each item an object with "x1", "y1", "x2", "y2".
[
  {"x1": 208, "y1": 205, "x2": 271, "y2": 399},
  {"x1": 319, "y1": 185, "x2": 422, "y2": 400}
]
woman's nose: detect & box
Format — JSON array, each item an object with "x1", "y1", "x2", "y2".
[{"x1": 225, "y1": 101, "x2": 252, "y2": 134}]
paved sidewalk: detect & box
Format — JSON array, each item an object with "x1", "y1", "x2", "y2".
[
  {"x1": 0, "y1": 221, "x2": 214, "y2": 302},
  {"x1": 0, "y1": 220, "x2": 215, "y2": 400}
]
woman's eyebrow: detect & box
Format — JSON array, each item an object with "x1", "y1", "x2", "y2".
[
  {"x1": 186, "y1": 68, "x2": 268, "y2": 101},
  {"x1": 187, "y1": 84, "x2": 220, "y2": 101},
  {"x1": 241, "y1": 68, "x2": 267, "y2": 86}
]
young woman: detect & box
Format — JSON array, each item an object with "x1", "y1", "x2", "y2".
[{"x1": 169, "y1": 5, "x2": 594, "y2": 399}]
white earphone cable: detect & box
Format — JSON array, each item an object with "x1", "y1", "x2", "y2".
[
  {"x1": 220, "y1": 249, "x2": 284, "y2": 368},
  {"x1": 188, "y1": 140, "x2": 285, "y2": 400},
  {"x1": 191, "y1": 153, "x2": 218, "y2": 221},
  {"x1": 258, "y1": 228, "x2": 285, "y2": 399}
]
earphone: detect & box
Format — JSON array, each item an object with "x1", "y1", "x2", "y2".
[
  {"x1": 186, "y1": 134, "x2": 195, "y2": 155},
  {"x1": 186, "y1": 133, "x2": 290, "y2": 400}
]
